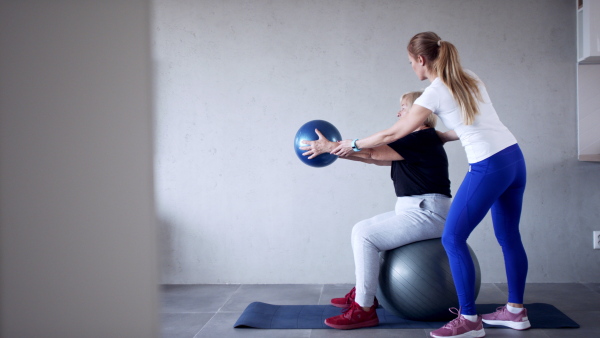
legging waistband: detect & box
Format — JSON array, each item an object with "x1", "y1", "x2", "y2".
[{"x1": 470, "y1": 143, "x2": 525, "y2": 173}]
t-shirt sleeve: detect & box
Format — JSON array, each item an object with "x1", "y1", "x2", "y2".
[
  {"x1": 413, "y1": 85, "x2": 439, "y2": 113},
  {"x1": 387, "y1": 137, "x2": 411, "y2": 160},
  {"x1": 387, "y1": 130, "x2": 439, "y2": 162}
]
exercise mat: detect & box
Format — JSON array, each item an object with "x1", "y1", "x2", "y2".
[{"x1": 234, "y1": 302, "x2": 579, "y2": 330}]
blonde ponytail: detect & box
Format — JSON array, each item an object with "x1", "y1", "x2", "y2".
[{"x1": 408, "y1": 32, "x2": 482, "y2": 125}]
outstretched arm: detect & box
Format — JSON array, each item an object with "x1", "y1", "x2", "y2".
[
  {"x1": 331, "y1": 104, "x2": 433, "y2": 157},
  {"x1": 343, "y1": 146, "x2": 403, "y2": 166},
  {"x1": 300, "y1": 129, "x2": 403, "y2": 166}
]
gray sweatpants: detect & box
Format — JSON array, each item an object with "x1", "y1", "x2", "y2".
[{"x1": 351, "y1": 193, "x2": 451, "y2": 307}]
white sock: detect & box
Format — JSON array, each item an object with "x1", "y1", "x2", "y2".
[
  {"x1": 461, "y1": 314, "x2": 478, "y2": 322},
  {"x1": 506, "y1": 304, "x2": 524, "y2": 314}
]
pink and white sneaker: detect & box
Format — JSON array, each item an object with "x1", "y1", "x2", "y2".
[
  {"x1": 430, "y1": 308, "x2": 485, "y2": 338},
  {"x1": 482, "y1": 305, "x2": 531, "y2": 330}
]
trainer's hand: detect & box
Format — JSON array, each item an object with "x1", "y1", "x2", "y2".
[
  {"x1": 436, "y1": 130, "x2": 459, "y2": 144},
  {"x1": 331, "y1": 139, "x2": 353, "y2": 157},
  {"x1": 299, "y1": 129, "x2": 336, "y2": 159}
]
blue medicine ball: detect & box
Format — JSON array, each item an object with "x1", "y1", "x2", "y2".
[{"x1": 294, "y1": 120, "x2": 342, "y2": 168}]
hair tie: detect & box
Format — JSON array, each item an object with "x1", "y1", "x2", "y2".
[{"x1": 437, "y1": 40, "x2": 442, "y2": 47}]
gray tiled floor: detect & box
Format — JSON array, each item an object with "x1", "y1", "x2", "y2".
[{"x1": 160, "y1": 283, "x2": 600, "y2": 338}]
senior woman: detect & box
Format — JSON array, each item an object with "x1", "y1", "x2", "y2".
[{"x1": 301, "y1": 91, "x2": 452, "y2": 329}]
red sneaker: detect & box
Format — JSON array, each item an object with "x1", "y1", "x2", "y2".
[
  {"x1": 330, "y1": 287, "x2": 379, "y2": 308},
  {"x1": 324, "y1": 301, "x2": 379, "y2": 330},
  {"x1": 330, "y1": 287, "x2": 356, "y2": 308}
]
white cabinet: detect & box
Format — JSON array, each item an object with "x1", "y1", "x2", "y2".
[
  {"x1": 577, "y1": 64, "x2": 600, "y2": 161},
  {"x1": 578, "y1": 0, "x2": 600, "y2": 63},
  {"x1": 577, "y1": 1, "x2": 600, "y2": 161}
]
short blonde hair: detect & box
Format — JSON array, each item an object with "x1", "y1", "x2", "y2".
[{"x1": 401, "y1": 91, "x2": 438, "y2": 128}]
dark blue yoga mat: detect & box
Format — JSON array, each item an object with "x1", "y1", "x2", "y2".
[{"x1": 233, "y1": 303, "x2": 579, "y2": 329}]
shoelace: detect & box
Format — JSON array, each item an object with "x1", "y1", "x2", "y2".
[
  {"x1": 441, "y1": 307, "x2": 465, "y2": 329},
  {"x1": 342, "y1": 301, "x2": 362, "y2": 316},
  {"x1": 338, "y1": 287, "x2": 356, "y2": 309},
  {"x1": 343, "y1": 287, "x2": 356, "y2": 302},
  {"x1": 488, "y1": 306, "x2": 510, "y2": 319}
]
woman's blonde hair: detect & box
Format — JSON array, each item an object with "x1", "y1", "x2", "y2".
[
  {"x1": 401, "y1": 90, "x2": 437, "y2": 128},
  {"x1": 407, "y1": 32, "x2": 482, "y2": 125}
]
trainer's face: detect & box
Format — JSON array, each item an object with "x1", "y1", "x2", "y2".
[
  {"x1": 398, "y1": 98, "x2": 409, "y2": 118},
  {"x1": 409, "y1": 53, "x2": 427, "y2": 81}
]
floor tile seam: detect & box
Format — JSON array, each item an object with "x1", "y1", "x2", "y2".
[
  {"x1": 490, "y1": 282, "x2": 508, "y2": 298},
  {"x1": 214, "y1": 310, "x2": 245, "y2": 314},
  {"x1": 191, "y1": 312, "x2": 217, "y2": 338},
  {"x1": 421, "y1": 327, "x2": 436, "y2": 337},
  {"x1": 216, "y1": 284, "x2": 243, "y2": 313},
  {"x1": 581, "y1": 282, "x2": 600, "y2": 295},
  {"x1": 316, "y1": 284, "x2": 325, "y2": 305},
  {"x1": 191, "y1": 299, "x2": 247, "y2": 338}
]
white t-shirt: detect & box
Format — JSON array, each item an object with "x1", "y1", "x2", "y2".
[{"x1": 414, "y1": 71, "x2": 517, "y2": 163}]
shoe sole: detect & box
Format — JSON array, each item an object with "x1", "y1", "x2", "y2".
[
  {"x1": 330, "y1": 299, "x2": 379, "y2": 308},
  {"x1": 482, "y1": 319, "x2": 531, "y2": 330},
  {"x1": 430, "y1": 328, "x2": 485, "y2": 338},
  {"x1": 324, "y1": 318, "x2": 379, "y2": 330}
]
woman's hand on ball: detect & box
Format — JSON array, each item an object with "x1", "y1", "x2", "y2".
[
  {"x1": 299, "y1": 129, "x2": 335, "y2": 159},
  {"x1": 331, "y1": 139, "x2": 353, "y2": 157}
]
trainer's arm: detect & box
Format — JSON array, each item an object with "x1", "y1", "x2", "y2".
[
  {"x1": 331, "y1": 104, "x2": 432, "y2": 157},
  {"x1": 437, "y1": 130, "x2": 459, "y2": 143}
]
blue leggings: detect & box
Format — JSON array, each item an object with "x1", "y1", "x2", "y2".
[{"x1": 442, "y1": 144, "x2": 527, "y2": 315}]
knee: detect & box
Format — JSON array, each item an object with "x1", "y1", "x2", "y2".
[
  {"x1": 351, "y1": 221, "x2": 379, "y2": 251},
  {"x1": 441, "y1": 231, "x2": 467, "y2": 252},
  {"x1": 495, "y1": 232, "x2": 524, "y2": 249},
  {"x1": 441, "y1": 232, "x2": 454, "y2": 249},
  {"x1": 351, "y1": 222, "x2": 367, "y2": 243}
]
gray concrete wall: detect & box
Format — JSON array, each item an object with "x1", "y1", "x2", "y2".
[
  {"x1": 0, "y1": 1, "x2": 159, "y2": 337},
  {"x1": 153, "y1": 0, "x2": 600, "y2": 284}
]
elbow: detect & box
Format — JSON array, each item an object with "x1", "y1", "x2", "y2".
[
  {"x1": 370, "y1": 151, "x2": 385, "y2": 162},
  {"x1": 381, "y1": 130, "x2": 400, "y2": 145}
]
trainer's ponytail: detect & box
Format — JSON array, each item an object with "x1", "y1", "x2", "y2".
[{"x1": 408, "y1": 32, "x2": 482, "y2": 125}]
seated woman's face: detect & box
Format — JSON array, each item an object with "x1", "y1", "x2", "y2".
[{"x1": 397, "y1": 98, "x2": 410, "y2": 119}]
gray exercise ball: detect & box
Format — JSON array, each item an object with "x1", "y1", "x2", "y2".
[{"x1": 376, "y1": 238, "x2": 481, "y2": 321}]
